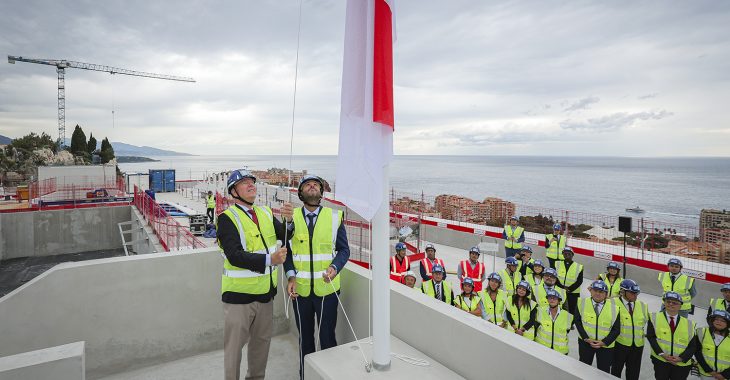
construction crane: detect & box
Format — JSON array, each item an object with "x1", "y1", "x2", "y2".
[{"x1": 7, "y1": 55, "x2": 195, "y2": 147}]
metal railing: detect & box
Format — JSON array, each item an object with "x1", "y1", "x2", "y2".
[{"x1": 133, "y1": 185, "x2": 204, "y2": 252}]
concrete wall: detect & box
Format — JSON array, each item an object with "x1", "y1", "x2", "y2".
[
  {"x1": 0, "y1": 342, "x2": 85, "y2": 380},
  {"x1": 0, "y1": 206, "x2": 130, "y2": 259},
  {"x1": 421, "y1": 223, "x2": 719, "y2": 308},
  {"x1": 0, "y1": 248, "x2": 291, "y2": 379}
]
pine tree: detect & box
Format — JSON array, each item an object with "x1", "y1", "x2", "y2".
[
  {"x1": 69, "y1": 125, "x2": 87, "y2": 156},
  {"x1": 100, "y1": 137, "x2": 115, "y2": 164},
  {"x1": 86, "y1": 133, "x2": 97, "y2": 155}
]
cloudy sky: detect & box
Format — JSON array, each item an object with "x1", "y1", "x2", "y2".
[{"x1": 1, "y1": 0, "x2": 728, "y2": 156}]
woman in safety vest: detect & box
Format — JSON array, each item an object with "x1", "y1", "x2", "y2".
[
  {"x1": 506, "y1": 280, "x2": 537, "y2": 340},
  {"x1": 525, "y1": 259, "x2": 545, "y2": 290},
  {"x1": 455, "y1": 277, "x2": 483, "y2": 317},
  {"x1": 597, "y1": 261, "x2": 623, "y2": 299},
  {"x1": 696, "y1": 309, "x2": 730, "y2": 380},
  {"x1": 480, "y1": 272, "x2": 508, "y2": 327}
]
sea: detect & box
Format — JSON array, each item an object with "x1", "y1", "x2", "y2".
[{"x1": 118, "y1": 155, "x2": 730, "y2": 226}]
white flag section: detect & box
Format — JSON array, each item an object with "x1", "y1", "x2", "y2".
[{"x1": 336, "y1": 0, "x2": 394, "y2": 222}]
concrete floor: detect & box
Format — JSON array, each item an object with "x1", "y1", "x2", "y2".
[{"x1": 98, "y1": 333, "x2": 301, "y2": 380}]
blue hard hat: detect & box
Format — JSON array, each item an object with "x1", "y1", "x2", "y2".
[
  {"x1": 710, "y1": 309, "x2": 730, "y2": 323},
  {"x1": 607, "y1": 262, "x2": 621, "y2": 270},
  {"x1": 469, "y1": 246, "x2": 480, "y2": 255},
  {"x1": 562, "y1": 247, "x2": 574, "y2": 254},
  {"x1": 462, "y1": 277, "x2": 475, "y2": 287},
  {"x1": 667, "y1": 258, "x2": 683, "y2": 267},
  {"x1": 620, "y1": 279, "x2": 640, "y2": 293},
  {"x1": 591, "y1": 280, "x2": 609, "y2": 292},
  {"x1": 505, "y1": 257, "x2": 518, "y2": 266},
  {"x1": 722, "y1": 283, "x2": 730, "y2": 292},
  {"x1": 544, "y1": 268, "x2": 558, "y2": 278},
  {"x1": 432, "y1": 264, "x2": 445, "y2": 274},
  {"x1": 553, "y1": 223, "x2": 562, "y2": 230},
  {"x1": 517, "y1": 280, "x2": 531, "y2": 291},
  {"x1": 533, "y1": 259, "x2": 544, "y2": 268},
  {"x1": 487, "y1": 272, "x2": 502, "y2": 283},
  {"x1": 395, "y1": 242, "x2": 406, "y2": 251},
  {"x1": 663, "y1": 291, "x2": 683, "y2": 304},
  {"x1": 510, "y1": 215, "x2": 519, "y2": 221},
  {"x1": 546, "y1": 289, "x2": 563, "y2": 301},
  {"x1": 227, "y1": 169, "x2": 256, "y2": 194},
  {"x1": 520, "y1": 246, "x2": 533, "y2": 253}
]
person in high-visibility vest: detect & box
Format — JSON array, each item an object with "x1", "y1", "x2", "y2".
[
  {"x1": 658, "y1": 258, "x2": 697, "y2": 317},
  {"x1": 646, "y1": 291, "x2": 698, "y2": 380},
  {"x1": 516, "y1": 245, "x2": 535, "y2": 277},
  {"x1": 574, "y1": 280, "x2": 621, "y2": 373},
  {"x1": 480, "y1": 272, "x2": 508, "y2": 327},
  {"x1": 420, "y1": 243, "x2": 446, "y2": 281},
  {"x1": 545, "y1": 223, "x2": 567, "y2": 269},
  {"x1": 534, "y1": 289, "x2": 573, "y2": 355},
  {"x1": 533, "y1": 267, "x2": 566, "y2": 308},
  {"x1": 696, "y1": 309, "x2": 730, "y2": 380},
  {"x1": 206, "y1": 190, "x2": 216, "y2": 224},
  {"x1": 283, "y1": 175, "x2": 350, "y2": 378},
  {"x1": 597, "y1": 261, "x2": 623, "y2": 299},
  {"x1": 506, "y1": 280, "x2": 537, "y2": 340},
  {"x1": 525, "y1": 259, "x2": 545, "y2": 291},
  {"x1": 555, "y1": 247, "x2": 583, "y2": 318},
  {"x1": 708, "y1": 282, "x2": 730, "y2": 318},
  {"x1": 500, "y1": 257, "x2": 522, "y2": 296},
  {"x1": 421, "y1": 264, "x2": 453, "y2": 305},
  {"x1": 455, "y1": 277, "x2": 484, "y2": 317},
  {"x1": 611, "y1": 279, "x2": 649, "y2": 380},
  {"x1": 457, "y1": 246, "x2": 486, "y2": 292},
  {"x1": 402, "y1": 271, "x2": 421, "y2": 292},
  {"x1": 217, "y1": 169, "x2": 289, "y2": 380},
  {"x1": 390, "y1": 242, "x2": 410, "y2": 283},
  {"x1": 502, "y1": 215, "x2": 525, "y2": 258}
]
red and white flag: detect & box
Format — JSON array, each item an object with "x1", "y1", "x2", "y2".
[{"x1": 336, "y1": 0, "x2": 394, "y2": 221}]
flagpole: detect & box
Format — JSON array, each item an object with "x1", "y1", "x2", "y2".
[{"x1": 371, "y1": 163, "x2": 391, "y2": 370}]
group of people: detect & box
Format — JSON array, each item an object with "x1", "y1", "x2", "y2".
[{"x1": 389, "y1": 217, "x2": 730, "y2": 380}]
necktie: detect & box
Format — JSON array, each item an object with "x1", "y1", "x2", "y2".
[
  {"x1": 594, "y1": 302, "x2": 600, "y2": 315},
  {"x1": 436, "y1": 283, "x2": 442, "y2": 300},
  {"x1": 247, "y1": 209, "x2": 259, "y2": 227},
  {"x1": 306, "y1": 213, "x2": 316, "y2": 236},
  {"x1": 628, "y1": 302, "x2": 634, "y2": 315},
  {"x1": 669, "y1": 316, "x2": 676, "y2": 333},
  {"x1": 671, "y1": 275, "x2": 676, "y2": 284}
]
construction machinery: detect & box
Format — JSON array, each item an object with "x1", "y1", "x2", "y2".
[{"x1": 7, "y1": 55, "x2": 195, "y2": 147}]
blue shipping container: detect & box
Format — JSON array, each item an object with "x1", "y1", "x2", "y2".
[{"x1": 149, "y1": 169, "x2": 176, "y2": 192}]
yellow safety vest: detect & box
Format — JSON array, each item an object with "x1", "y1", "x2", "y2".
[
  {"x1": 422, "y1": 280, "x2": 453, "y2": 304},
  {"x1": 507, "y1": 299, "x2": 536, "y2": 340},
  {"x1": 616, "y1": 300, "x2": 648, "y2": 347},
  {"x1": 598, "y1": 273, "x2": 623, "y2": 298},
  {"x1": 504, "y1": 225, "x2": 524, "y2": 249},
  {"x1": 649, "y1": 313, "x2": 696, "y2": 366},
  {"x1": 218, "y1": 205, "x2": 278, "y2": 295},
  {"x1": 710, "y1": 298, "x2": 728, "y2": 314},
  {"x1": 206, "y1": 195, "x2": 216, "y2": 209},
  {"x1": 535, "y1": 306, "x2": 573, "y2": 354},
  {"x1": 499, "y1": 269, "x2": 522, "y2": 296},
  {"x1": 556, "y1": 261, "x2": 583, "y2": 294},
  {"x1": 455, "y1": 294, "x2": 481, "y2": 313},
  {"x1": 525, "y1": 273, "x2": 543, "y2": 291},
  {"x1": 517, "y1": 258, "x2": 535, "y2": 276},
  {"x1": 545, "y1": 234, "x2": 567, "y2": 260},
  {"x1": 579, "y1": 297, "x2": 619, "y2": 348},
  {"x1": 698, "y1": 327, "x2": 730, "y2": 376},
  {"x1": 658, "y1": 273, "x2": 694, "y2": 312},
  {"x1": 290, "y1": 207, "x2": 343, "y2": 297},
  {"x1": 533, "y1": 284, "x2": 565, "y2": 307},
  {"x1": 479, "y1": 288, "x2": 507, "y2": 325}
]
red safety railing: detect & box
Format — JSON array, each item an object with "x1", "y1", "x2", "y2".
[{"x1": 133, "y1": 185, "x2": 205, "y2": 252}]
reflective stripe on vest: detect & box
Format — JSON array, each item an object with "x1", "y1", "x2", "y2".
[
  {"x1": 658, "y1": 272, "x2": 694, "y2": 311},
  {"x1": 291, "y1": 207, "x2": 342, "y2": 297},
  {"x1": 455, "y1": 294, "x2": 480, "y2": 312},
  {"x1": 649, "y1": 312, "x2": 696, "y2": 366},
  {"x1": 545, "y1": 234, "x2": 566, "y2": 260},
  {"x1": 421, "y1": 258, "x2": 445, "y2": 279},
  {"x1": 499, "y1": 269, "x2": 522, "y2": 296},
  {"x1": 504, "y1": 225, "x2": 524, "y2": 249},
  {"x1": 479, "y1": 289, "x2": 507, "y2": 325},
  {"x1": 598, "y1": 273, "x2": 623, "y2": 298},
  {"x1": 710, "y1": 298, "x2": 728, "y2": 314},
  {"x1": 390, "y1": 256, "x2": 410, "y2": 281},
  {"x1": 218, "y1": 205, "x2": 278, "y2": 295},
  {"x1": 534, "y1": 285, "x2": 565, "y2": 307},
  {"x1": 579, "y1": 297, "x2": 618, "y2": 348},
  {"x1": 556, "y1": 261, "x2": 583, "y2": 294},
  {"x1": 535, "y1": 306, "x2": 573, "y2": 354},
  {"x1": 460, "y1": 260, "x2": 484, "y2": 290},
  {"x1": 422, "y1": 280, "x2": 452, "y2": 304},
  {"x1": 616, "y1": 300, "x2": 648, "y2": 347},
  {"x1": 698, "y1": 327, "x2": 730, "y2": 375}
]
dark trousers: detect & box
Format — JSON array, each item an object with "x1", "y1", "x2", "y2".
[
  {"x1": 292, "y1": 293, "x2": 338, "y2": 377},
  {"x1": 578, "y1": 339, "x2": 613, "y2": 373},
  {"x1": 566, "y1": 293, "x2": 579, "y2": 321},
  {"x1": 611, "y1": 343, "x2": 643, "y2": 380},
  {"x1": 505, "y1": 247, "x2": 519, "y2": 258},
  {"x1": 651, "y1": 357, "x2": 692, "y2": 380},
  {"x1": 206, "y1": 207, "x2": 215, "y2": 223}
]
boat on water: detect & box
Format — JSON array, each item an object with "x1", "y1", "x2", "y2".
[{"x1": 626, "y1": 206, "x2": 645, "y2": 213}]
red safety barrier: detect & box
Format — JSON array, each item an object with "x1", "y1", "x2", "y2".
[{"x1": 133, "y1": 185, "x2": 205, "y2": 252}]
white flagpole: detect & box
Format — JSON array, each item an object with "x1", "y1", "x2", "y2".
[{"x1": 371, "y1": 164, "x2": 391, "y2": 370}]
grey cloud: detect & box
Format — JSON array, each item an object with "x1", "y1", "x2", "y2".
[
  {"x1": 564, "y1": 96, "x2": 600, "y2": 112},
  {"x1": 560, "y1": 110, "x2": 673, "y2": 132},
  {"x1": 638, "y1": 93, "x2": 659, "y2": 100}
]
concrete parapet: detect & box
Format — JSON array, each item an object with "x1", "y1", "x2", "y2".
[{"x1": 0, "y1": 341, "x2": 85, "y2": 380}]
